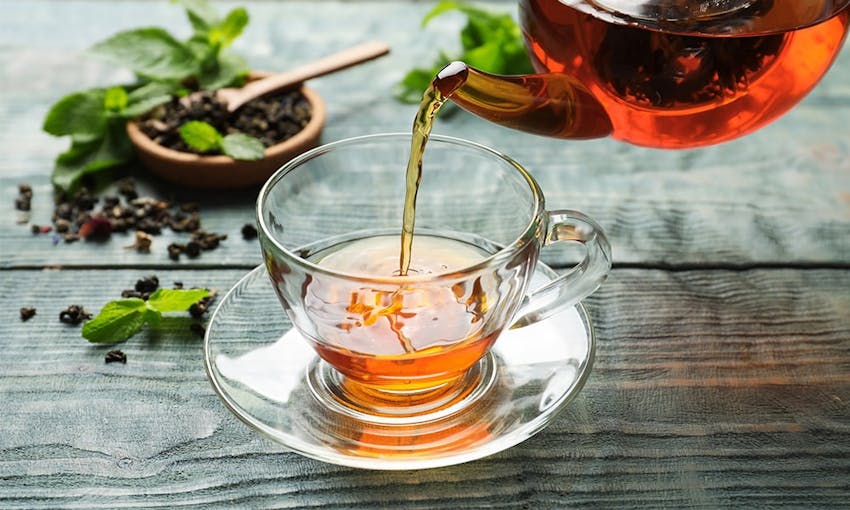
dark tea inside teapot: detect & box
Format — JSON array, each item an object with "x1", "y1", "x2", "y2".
[{"x1": 436, "y1": 0, "x2": 850, "y2": 148}]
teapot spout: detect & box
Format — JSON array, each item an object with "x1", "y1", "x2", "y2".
[{"x1": 434, "y1": 62, "x2": 612, "y2": 140}]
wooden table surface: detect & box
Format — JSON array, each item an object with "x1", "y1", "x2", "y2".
[{"x1": 2, "y1": 1, "x2": 849, "y2": 508}]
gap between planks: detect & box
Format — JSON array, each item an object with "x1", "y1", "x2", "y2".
[{"x1": 3, "y1": 262, "x2": 850, "y2": 272}]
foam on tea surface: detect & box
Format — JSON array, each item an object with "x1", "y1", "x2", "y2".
[{"x1": 315, "y1": 233, "x2": 488, "y2": 277}]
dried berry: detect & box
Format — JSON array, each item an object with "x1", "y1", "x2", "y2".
[
  {"x1": 20, "y1": 307, "x2": 36, "y2": 321},
  {"x1": 105, "y1": 350, "x2": 127, "y2": 364},
  {"x1": 79, "y1": 216, "x2": 113, "y2": 239},
  {"x1": 59, "y1": 305, "x2": 92, "y2": 325},
  {"x1": 241, "y1": 223, "x2": 258, "y2": 240}
]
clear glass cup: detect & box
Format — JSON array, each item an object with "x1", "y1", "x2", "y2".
[{"x1": 256, "y1": 133, "x2": 611, "y2": 419}]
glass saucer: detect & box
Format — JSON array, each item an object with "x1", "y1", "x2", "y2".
[{"x1": 204, "y1": 264, "x2": 595, "y2": 470}]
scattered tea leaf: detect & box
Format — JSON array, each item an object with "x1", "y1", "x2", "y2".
[{"x1": 105, "y1": 349, "x2": 127, "y2": 364}]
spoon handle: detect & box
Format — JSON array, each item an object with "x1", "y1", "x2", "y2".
[{"x1": 223, "y1": 41, "x2": 390, "y2": 112}]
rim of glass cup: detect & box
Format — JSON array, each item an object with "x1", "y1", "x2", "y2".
[{"x1": 256, "y1": 133, "x2": 545, "y2": 284}]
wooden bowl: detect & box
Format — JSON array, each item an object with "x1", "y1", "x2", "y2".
[{"x1": 126, "y1": 85, "x2": 326, "y2": 190}]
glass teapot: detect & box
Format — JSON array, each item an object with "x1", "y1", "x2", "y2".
[{"x1": 437, "y1": 0, "x2": 850, "y2": 148}]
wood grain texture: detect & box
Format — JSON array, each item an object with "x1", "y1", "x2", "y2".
[
  {"x1": 0, "y1": 268, "x2": 848, "y2": 508},
  {"x1": 1, "y1": 1, "x2": 850, "y2": 267},
  {"x1": 2, "y1": 1, "x2": 850, "y2": 508}
]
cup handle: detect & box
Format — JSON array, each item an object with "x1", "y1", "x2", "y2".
[{"x1": 510, "y1": 210, "x2": 612, "y2": 329}]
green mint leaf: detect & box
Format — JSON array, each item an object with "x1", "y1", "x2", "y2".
[
  {"x1": 143, "y1": 303, "x2": 163, "y2": 326},
  {"x1": 198, "y1": 51, "x2": 248, "y2": 90},
  {"x1": 52, "y1": 119, "x2": 134, "y2": 192},
  {"x1": 147, "y1": 288, "x2": 211, "y2": 312},
  {"x1": 103, "y1": 86, "x2": 129, "y2": 113},
  {"x1": 121, "y1": 82, "x2": 175, "y2": 118},
  {"x1": 221, "y1": 133, "x2": 265, "y2": 160},
  {"x1": 422, "y1": 1, "x2": 463, "y2": 27},
  {"x1": 395, "y1": 68, "x2": 438, "y2": 103},
  {"x1": 179, "y1": 120, "x2": 222, "y2": 152},
  {"x1": 209, "y1": 7, "x2": 249, "y2": 48},
  {"x1": 396, "y1": 1, "x2": 532, "y2": 104},
  {"x1": 43, "y1": 90, "x2": 107, "y2": 137},
  {"x1": 82, "y1": 288, "x2": 210, "y2": 343},
  {"x1": 185, "y1": 36, "x2": 220, "y2": 76},
  {"x1": 177, "y1": 0, "x2": 221, "y2": 35},
  {"x1": 88, "y1": 28, "x2": 199, "y2": 81},
  {"x1": 82, "y1": 298, "x2": 147, "y2": 343},
  {"x1": 461, "y1": 40, "x2": 504, "y2": 72}
]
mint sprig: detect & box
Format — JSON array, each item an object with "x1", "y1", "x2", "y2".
[
  {"x1": 395, "y1": 1, "x2": 533, "y2": 103},
  {"x1": 179, "y1": 121, "x2": 265, "y2": 160},
  {"x1": 44, "y1": 83, "x2": 174, "y2": 191},
  {"x1": 43, "y1": 0, "x2": 252, "y2": 193},
  {"x1": 82, "y1": 288, "x2": 211, "y2": 343}
]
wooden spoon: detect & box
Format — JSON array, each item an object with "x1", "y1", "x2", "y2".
[{"x1": 216, "y1": 40, "x2": 390, "y2": 112}]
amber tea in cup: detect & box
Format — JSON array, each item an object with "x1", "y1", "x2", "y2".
[{"x1": 257, "y1": 134, "x2": 611, "y2": 417}]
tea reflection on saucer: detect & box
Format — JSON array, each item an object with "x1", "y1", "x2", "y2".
[{"x1": 205, "y1": 265, "x2": 595, "y2": 470}]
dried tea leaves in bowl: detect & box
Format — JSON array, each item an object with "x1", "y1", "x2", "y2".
[{"x1": 138, "y1": 89, "x2": 312, "y2": 155}]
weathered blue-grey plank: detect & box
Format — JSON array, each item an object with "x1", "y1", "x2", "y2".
[
  {"x1": 2, "y1": 2, "x2": 850, "y2": 508},
  {"x1": 0, "y1": 268, "x2": 848, "y2": 508},
  {"x1": 1, "y1": 1, "x2": 850, "y2": 268}
]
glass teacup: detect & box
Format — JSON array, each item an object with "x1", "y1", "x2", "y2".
[{"x1": 257, "y1": 133, "x2": 611, "y2": 418}]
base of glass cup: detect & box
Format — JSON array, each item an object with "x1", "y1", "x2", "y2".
[{"x1": 306, "y1": 354, "x2": 498, "y2": 425}]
